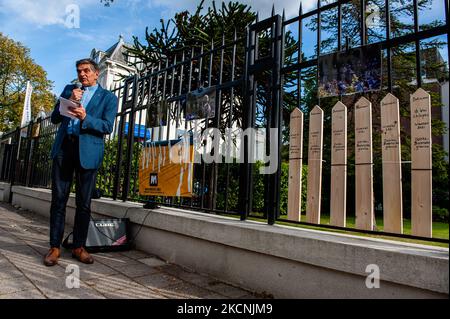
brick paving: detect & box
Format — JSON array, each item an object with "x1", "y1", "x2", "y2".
[{"x1": 0, "y1": 202, "x2": 259, "y2": 299}]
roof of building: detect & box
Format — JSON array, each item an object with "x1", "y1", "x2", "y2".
[{"x1": 92, "y1": 35, "x2": 133, "y2": 66}]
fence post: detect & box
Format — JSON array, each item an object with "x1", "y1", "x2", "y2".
[
  {"x1": 381, "y1": 93, "x2": 403, "y2": 234},
  {"x1": 330, "y1": 101, "x2": 347, "y2": 227},
  {"x1": 306, "y1": 105, "x2": 324, "y2": 224},
  {"x1": 122, "y1": 75, "x2": 139, "y2": 201},
  {"x1": 24, "y1": 120, "x2": 34, "y2": 187},
  {"x1": 8, "y1": 127, "x2": 21, "y2": 203},
  {"x1": 354, "y1": 97, "x2": 374, "y2": 230},
  {"x1": 238, "y1": 25, "x2": 253, "y2": 221},
  {"x1": 287, "y1": 108, "x2": 304, "y2": 221},
  {"x1": 29, "y1": 117, "x2": 43, "y2": 187},
  {"x1": 267, "y1": 14, "x2": 283, "y2": 225},
  {"x1": 112, "y1": 79, "x2": 131, "y2": 200},
  {"x1": 410, "y1": 88, "x2": 432, "y2": 237}
]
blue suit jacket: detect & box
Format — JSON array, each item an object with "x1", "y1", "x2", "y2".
[{"x1": 50, "y1": 84, "x2": 118, "y2": 169}]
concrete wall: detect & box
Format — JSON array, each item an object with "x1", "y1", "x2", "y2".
[
  {"x1": 0, "y1": 182, "x2": 10, "y2": 202},
  {"x1": 5, "y1": 185, "x2": 449, "y2": 299}
]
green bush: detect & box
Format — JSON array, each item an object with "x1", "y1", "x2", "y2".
[
  {"x1": 96, "y1": 136, "x2": 143, "y2": 200},
  {"x1": 252, "y1": 161, "x2": 308, "y2": 215},
  {"x1": 280, "y1": 162, "x2": 308, "y2": 215},
  {"x1": 215, "y1": 161, "x2": 308, "y2": 215},
  {"x1": 433, "y1": 206, "x2": 449, "y2": 223}
]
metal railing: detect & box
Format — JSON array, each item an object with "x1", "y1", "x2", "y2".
[{"x1": 0, "y1": 0, "x2": 448, "y2": 243}]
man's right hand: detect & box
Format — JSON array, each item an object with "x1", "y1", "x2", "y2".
[{"x1": 70, "y1": 88, "x2": 83, "y2": 102}]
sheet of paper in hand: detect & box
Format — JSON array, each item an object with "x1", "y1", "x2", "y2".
[{"x1": 59, "y1": 96, "x2": 81, "y2": 119}]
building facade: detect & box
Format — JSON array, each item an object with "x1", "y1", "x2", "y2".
[{"x1": 90, "y1": 35, "x2": 139, "y2": 90}]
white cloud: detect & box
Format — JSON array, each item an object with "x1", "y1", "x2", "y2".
[
  {"x1": 0, "y1": 0, "x2": 97, "y2": 27},
  {"x1": 0, "y1": 0, "x2": 316, "y2": 30}
]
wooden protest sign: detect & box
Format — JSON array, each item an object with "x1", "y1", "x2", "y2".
[
  {"x1": 381, "y1": 93, "x2": 403, "y2": 234},
  {"x1": 330, "y1": 101, "x2": 347, "y2": 227},
  {"x1": 410, "y1": 88, "x2": 432, "y2": 237},
  {"x1": 288, "y1": 108, "x2": 304, "y2": 221},
  {"x1": 306, "y1": 106, "x2": 323, "y2": 224},
  {"x1": 354, "y1": 97, "x2": 374, "y2": 230}
]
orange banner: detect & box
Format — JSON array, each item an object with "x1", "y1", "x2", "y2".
[{"x1": 139, "y1": 138, "x2": 194, "y2": 197}]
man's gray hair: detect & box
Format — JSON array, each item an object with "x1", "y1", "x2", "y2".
[{"x1": 76, "y1": 58, "x2": 99, "y2": 72}]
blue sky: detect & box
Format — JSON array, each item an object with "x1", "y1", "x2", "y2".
[
  {"x1": 0, "y1": 0, "x2": 313, "y2": 95},
  {"x1": 0, "y1": 0, "x2": 447, "y2": 96}
]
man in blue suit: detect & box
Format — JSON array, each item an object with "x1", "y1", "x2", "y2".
[{"x1": 44, "y1": 58, "x2": 118, "y2": 266}]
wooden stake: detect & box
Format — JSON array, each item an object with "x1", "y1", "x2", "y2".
[
  {"x1": 410, "y1": 88, "x2": 432, "y2": 237},
  {"x1": 288, "y1": 108, "x2": 304, "y2": 221},
  {"x1": 354, "y1": 97, "x2": 374, "y2": 230},
  {"x1": 330, "y1": 101, "x2": 347, "y2": 227},
  {"x1": 381, "y1": 93, "x2": 403, "y2": 234},
  {"x1": 306, "y1": 105, "x2": 323, "y2": 224}
]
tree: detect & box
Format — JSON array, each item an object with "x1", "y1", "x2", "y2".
[
  {"x1": 0, "y1": 33, "x2": 55, "y2": 132},
  {"x1": 100, "y1": 0, "x2": 114, "y2": 6},
  {"x1": 124, "y1": 1, "x2": 302, "y2": 212}
]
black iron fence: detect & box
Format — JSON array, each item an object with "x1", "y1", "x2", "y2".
[{"x1": 0, "y1": 0, "x2": 448, "y2": 242}]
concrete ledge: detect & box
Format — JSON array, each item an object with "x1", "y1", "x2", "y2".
[
  {"x1": 0, "y1": 182, "x2": 10, "y2": 202},
  {"x1": 7, "y1": 185, "x2": 450, "y2": 298}
]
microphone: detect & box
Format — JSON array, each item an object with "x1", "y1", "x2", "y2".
[
  {"x1": 74, "y1": 81, "x2": 84, "y2": 104},
  {"x1": 75, "y1": 81, "x2": 84, "y2": 91}
]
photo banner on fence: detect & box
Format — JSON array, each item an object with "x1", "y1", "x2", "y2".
[
  {"x1": 185, "y1": 86, "x2": 216, "y2": 120},
  {"x1": 318, "y1": 43, "x2": 382, "y2": 98},
  {"x1": 139, "y1": 137, "x2": 194, "y2": 197},
  {"x1": 146, "y1": 100, "x2": 168, "y2": 128}
]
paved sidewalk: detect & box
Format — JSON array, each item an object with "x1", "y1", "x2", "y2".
[{"x1": 0, "y1": 202, "x2": 259, "y2": 299}]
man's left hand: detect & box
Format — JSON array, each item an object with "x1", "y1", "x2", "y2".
[{"x1": 68, "y1": 106, "x2": 86, "y2": 120}]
